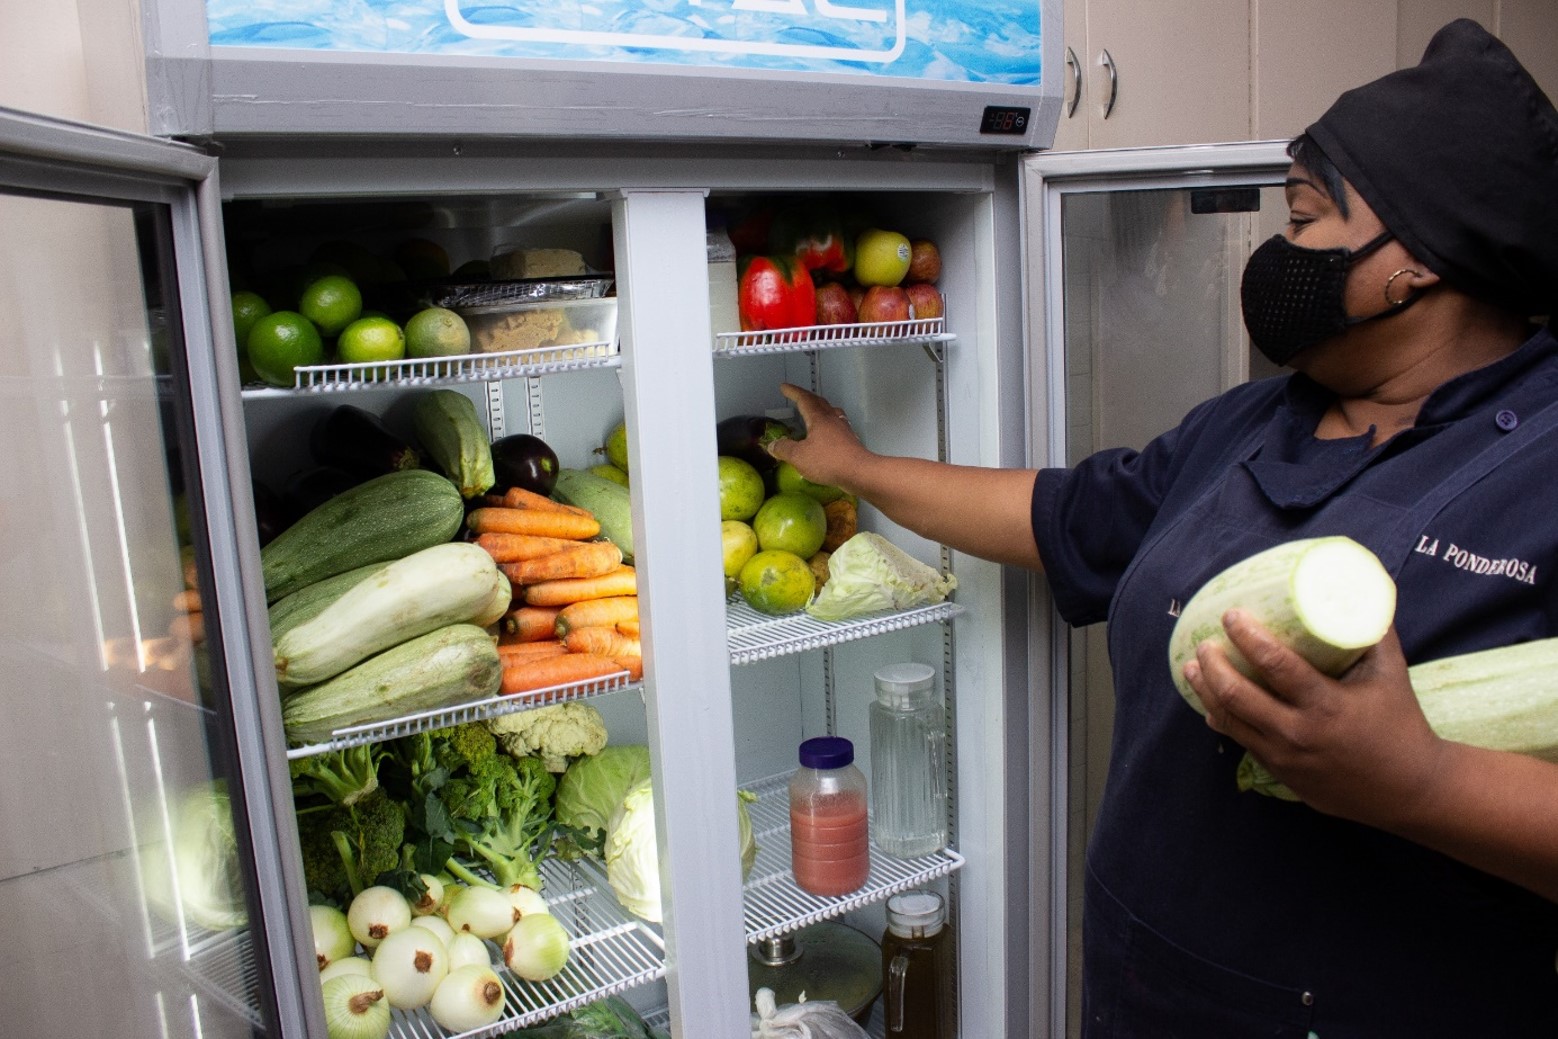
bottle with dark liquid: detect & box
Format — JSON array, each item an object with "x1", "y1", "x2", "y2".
[{"x1": 881, "y1": 889, "x2": 954, "y2": 1039}]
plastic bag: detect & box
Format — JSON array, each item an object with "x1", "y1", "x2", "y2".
[{"x1": 750, "y1": 988, "x2": 869, "y2": 1039}]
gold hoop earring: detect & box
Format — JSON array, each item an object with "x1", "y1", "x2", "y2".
[{"x1": 1384, "y1": 268, "x2": 1421, "y2": 307}]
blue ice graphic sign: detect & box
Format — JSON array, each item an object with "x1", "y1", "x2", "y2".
[{"x1": 206, "y1": 0, "x2": 1042, "y2": 86}]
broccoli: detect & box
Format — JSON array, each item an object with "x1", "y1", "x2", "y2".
[
  {"x1": 295, "y1": 789, "x2": 406, "y2": 904},
  {"x1": 487, "y1": 702, "x2": 608, "y2": 772},
  {"x1": 289, "y1": 744, "x2": 383, "y2": 807},
  {"x1": 442, "y1": 750, "x2": 556, "y2": 891}
]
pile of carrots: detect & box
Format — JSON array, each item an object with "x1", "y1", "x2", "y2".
[{"x1": 468, "y1": 486, "x2": 642, "y2": 695}]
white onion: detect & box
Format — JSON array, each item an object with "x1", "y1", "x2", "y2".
[
  {"x1": 410, "y1": 873, "x2": 445, "y2": 916},
  {"x1": 409, "y1": 913, "x2": 456, "y2": 948},
  {"x1": 347, "y1": 886, "x2": 412, "y2": 950},
  {"x1": 320, "y1": 973, "x2": 391, "y2": 1039},
  {"x1": 370, "y1": 926, "x2": 449, "y2": 1010},
  {"x1": 436, "y1": 882, "x2": 467, "y2": 918},
  {"x1": 429, "y1": 963, "x2": 507, "y2": 1032},
  {"x1": 319, "y1": 956, "x2": 372, "y2": 985},
  {"x1": 502, "y1": 912, "x2": 571, "y2": 982},
  {"x1": 504, "y1": 883, "x2": 549, "y2": 922},
  {"x1": 444, "y1": 932, "x2": 492, "y2": 972},
  {"x1": 445, "y1": 885, "x2": 514, "y2": 940},
  {"x1": 311, "y1": 904, "x2": 357, "y2": 970}
]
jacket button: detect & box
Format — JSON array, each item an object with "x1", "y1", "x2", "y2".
[
  {"x1": 1301, "y1": 991, "x2": 1314, "y2": 1006},
  {"x1": 1496, "y1": 409, "x2": 1519, "y2": 431}
]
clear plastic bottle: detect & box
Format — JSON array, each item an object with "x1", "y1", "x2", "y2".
[
  {"x1": 868, "y1": 662, "x2": 947, "y2": 858},
  {"x1": 881, "y1": 890, "x2": 955, "y2": 1039},
  {"x1": 788, "y1": 736, "x2": 870, "y2": 897},
  {"x1": 706, "y1": 218, "x2": 740, "y2": 338}
]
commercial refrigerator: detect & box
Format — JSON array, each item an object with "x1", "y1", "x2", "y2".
[{"x1": 0, "y1": 4, "x2": 1297, "y2": 1036}]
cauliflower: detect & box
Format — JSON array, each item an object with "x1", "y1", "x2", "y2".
[{"x1": 487, "y1": 701, "x2": 608, "y2": 772}]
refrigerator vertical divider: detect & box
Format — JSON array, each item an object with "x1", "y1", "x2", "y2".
[{"x1": 611, "y1": 187, "x2": 750, "y2": 1036}]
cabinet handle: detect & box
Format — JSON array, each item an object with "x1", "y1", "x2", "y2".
[
  {"x1": 1065, "y1": 46, "x2": 1081, "y2": 118},
  {"x1": 1100, "y1": 49, "x2": 1119, "y2": 119}
]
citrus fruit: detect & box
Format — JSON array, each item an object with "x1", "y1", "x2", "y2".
[
  {"x1": 246, "y1": 310, "x2": 325, "y2": 387},
  {"x1": 337, "y1": 316, "x2": 406, "y2": 365},
  {"x1": 721, "y1": 520, "x2": 760, "y2": 579},
  {"x1": 394, "y1": 238, "x2": 452, "y2": 280},
  {"x1": 774, "y1": 459, "x2": 846, "y2": 504},
  {"x1": 298, "y1": 274, "x2": 363, "y2": 337},
  {"x1": 738, "y1": 549, "x2": 816, "y2": 615},
  {"x1": 405, "y1": 306, "x2": 471, "y2": 359},
  {"x1": 231, "y1": 290, "x2": 271, "y2": 383},
  {"x1": 752, "y1": 491, "x2": 827, "y2": 558},
  {"x1": 589, "y1": 463, "x2": 629, "y2": 487},
  {"x1": 718, "y1": 456, "x2": 766, "y2": 521}
]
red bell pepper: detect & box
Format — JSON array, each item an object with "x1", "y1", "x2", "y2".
[
  {"x1": 768, "y1": 206, "x2": 853, "y2": 275},
  {"x1": 738, "y1": 254, "x2": 817, "y2": 331}
]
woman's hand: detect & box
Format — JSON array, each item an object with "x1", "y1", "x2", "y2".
[
  {"x1": 1182, "y1": 611, "x2": 1446, "y2": 829},
  {"x1": 765, "y1": 382, "x2": 875, "y2": 493}
]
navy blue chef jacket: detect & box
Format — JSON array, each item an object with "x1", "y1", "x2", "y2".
[{"x1": 1035, "y1": 324, "x2": 1558, "y2": 1038}]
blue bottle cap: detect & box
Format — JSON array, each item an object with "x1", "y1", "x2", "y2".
[{"x1": 798, "y1": 736, "x2": 854, "y2": 770}]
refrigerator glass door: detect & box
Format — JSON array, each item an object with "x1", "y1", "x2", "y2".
[
  {"x1": 0, "y1": 111, "x2": 295, "y2": 1037},
  {"x1": 1022, "y1": 142, "x2": 1293, "y2": 1036}
]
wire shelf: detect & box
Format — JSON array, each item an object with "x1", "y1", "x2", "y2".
[
  {"x1": 371, "y1": 857, "x2": 665, "y2": 1039},
  {"x1": 286, "y1": 672, "x2": 639, "y2": 760},
  {"x1": 714, "y1": 319, "x2": 950, "y2": 356},
  {"x1": 725, "y1": 599, "x2": 964, "y2": 666},
  {"x1": 239, "y1": 340, "x2": 620, "y2": 397},
  {"x1": 741, "y1": 772, "x2": 964, "y2": 945}
]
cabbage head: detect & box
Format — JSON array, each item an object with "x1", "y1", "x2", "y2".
[
  {"x1": 144, "y1": 780, "x2": 249, "y2": 932},
  {"x1": 556, "y1": 745, "x2": 653, "y2": 844},
  {"x1": 805, "y1": 532, "x2": 956, "y2": 621},
  {"x1": 603, "y1": 778, "x2": 758, "y2": 924}
]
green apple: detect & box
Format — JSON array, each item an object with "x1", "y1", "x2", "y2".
[
  {"x1": 720, "y1": 520, "x2": 760, "y2": 578},
  {"x1": 752, "y1": 491, "x2": 827, "y2": 559},
  {"x1": 718, "y1": 455, "x2": 767, "y2": 521},
  {"x1": 774, "y1": 460, "x2": 846, "y2": 504},
  {"x1": 853, "y1": 228, "x2": 912, "y2": 287}
]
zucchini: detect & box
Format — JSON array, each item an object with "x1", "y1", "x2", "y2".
[
  {"x1": 413, "y1": 390, "x2": 494, "y2": 499},
  {"x1": 274, "y1": 542, "x2": 506, "y2": 687},
  {"x1": 260, "y1": 469, "x2": 464, "y2": 603},
  {"x1": 1168, "y1": 536, "x2": 1396, "y2": 713},
  {"x1": 281, "y1": 623, "x2": 502, "y2": 745},
  {"x1": 267, "y1": 563, "x2": 385, "y2": 646},
  {"x1": 553, "y1": 468, "x2": 634, "y2": 563},
  {"x1": 1239, "y1": 638, "x2": 1558, "y2": 799}
]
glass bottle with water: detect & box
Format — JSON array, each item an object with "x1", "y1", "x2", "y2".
[{"x1": 868, "y1": 663, "x2": 947, "y2": 858}]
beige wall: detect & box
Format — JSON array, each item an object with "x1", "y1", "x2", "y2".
[{"x1": 0, "y1": 0, "x2": 146, "y2": 131}]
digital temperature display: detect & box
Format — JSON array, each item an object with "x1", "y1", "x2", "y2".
[{"x1": 980, "y1": 106, "x2": 1031, "y2": 135}]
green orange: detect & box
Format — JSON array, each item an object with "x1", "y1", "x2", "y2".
[
  {"x1": 231, "y1": 290, "x2": 271, "y2": 383},
  {"x1": 246, "y1": 311, "x2": 325, "y2": 387},
  {"x1": 738, "y1": 549, "x2": 815, "y2": 615},
  {"x1": 298, "y1": 274, "x2": 363, "y2": 337},
  {"x1": 405, "y1": 306, "x2": 471, "y2": 359},
  {"x1": 337, "y1": 316, "x2": 406, "y2": 365}
]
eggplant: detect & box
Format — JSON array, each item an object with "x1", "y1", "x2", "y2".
[
  {"x1": 251, "y1": 479, "x2": 288, "y2": 547},
  {"x1": 716, "y1": 414, "x2": 794, "y2": 474},
  {"x1": 310, "y1": 404, "x2": 421, "y2": 478},
  {"x1": 282, "y1": 466, "x2": 363, "y2": 525},
  {"x1": 490, "y1": 433, "x2": 560, "y2": 497}
]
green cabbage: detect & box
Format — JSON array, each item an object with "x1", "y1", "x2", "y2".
[
  {"x1": 555, "y1": 745, "x2": 653, "y2": 843},
  {"x1": 806, "y1": 532, "x2": 956, "y2": 621},
  {"x1": 144, "y1": 780, "x2": 249, "y2": 932},
  {"x1": 603, "y1": 778, "x2": 758, "y2": 924}
]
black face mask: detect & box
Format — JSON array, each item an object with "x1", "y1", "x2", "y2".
[{"x1": 1240, "y1": 229, "x2": 1418, "y2": 366}]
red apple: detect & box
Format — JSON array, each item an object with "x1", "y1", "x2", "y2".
[
  {"x1": 904, "y1": 282, "x2": 944, "y2": 320},
  {"x1": 847, "y1": 285, "x2": 866, "y2": 311},
  {"x1": 857, "y1": 285, "x2": 911, "y2": 324},
  {"x1": 814, "y1": 281, "x2": 858, "y2": 325},
  {"x1": 907, "y1": 239, "x2": 942, "y2": 283}
]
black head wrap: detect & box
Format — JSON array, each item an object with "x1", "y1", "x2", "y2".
[{"x1": 1306, "y1": 19, "x2": 1558, "y2": 316}]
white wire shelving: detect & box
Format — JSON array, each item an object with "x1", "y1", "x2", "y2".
[
  {"x1": 240, "y1": 339, "x2": 619, "y2": 397},
  {"x1": 713, "y1": 318, "x2": 950, "y2": 357}
]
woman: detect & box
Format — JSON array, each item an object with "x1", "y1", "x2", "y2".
[{"x1": 770, "y1": 20, "x2": 1558, "y2": 1037}]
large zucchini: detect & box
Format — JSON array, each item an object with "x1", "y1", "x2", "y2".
[
  {"x1": 260, "y1": 469, "x2": 464, "y2": 603},
  {"x1": 266, "y1": 563, "x2": 385, "y2": 646},
  {"x1": 413, "y1": 390, "x2": 494, "y2": 499},
  {"x1": 274, "y1": 542, "x2": 506, "y2": 687},
  {"x1": 281, "y1": 623, "x2": 502, "y2": 745},
  {"x1": 1168, "y1": 536, "x2": 1396, "y2": 713},
  {"x1": 553, "y1": 468, "x2": 634, "y2": 563}
]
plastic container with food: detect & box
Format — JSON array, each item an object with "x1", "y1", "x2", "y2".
[
  {"x1": 429, "y1": 274, "x2": 613, "y2": 309},
  {"x1": 454, "y1": 296, "x2": 619, "y2": 356}
]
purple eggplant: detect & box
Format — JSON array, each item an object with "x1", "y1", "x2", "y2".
[
  {"x1": 311, "y1": 404, "x2": 421, "y2": 478},
  {"x1": 490, "y1": 433, "x2": 560, "y2": 497},
  {"x1": 716, "y1": 414, "x2": 794, "y2": 474}
]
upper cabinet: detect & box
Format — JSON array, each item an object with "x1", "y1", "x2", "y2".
[{"x1": 1051, "y1": 0, "x2": 1555, "y2": 151}]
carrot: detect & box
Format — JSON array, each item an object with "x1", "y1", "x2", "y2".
[
  {"x1": 467, "y1": 506, "x2": 600, "y2": 540},
  {"x1": 615, "y1": 618, "x2": 641, "y2": 639},
  {"x1": 614, "y1": 655, "x2": 644, "y2": 681},
  {"x1": 501, "y1": 541, "x2": 622, "y2": 586},
  {"x1": 500, "y1": 605, "x2": 563, "y2": 643},
  {"x1": 500, "y1": 652, "x2": 627, "y2": 695},
  {"x1": 476, "y1": 532, "x2": 590, "y2": 564},
  {"x1": 500, "y1": 486, "x2": 593, "y2": 517},
  {"x1": 168, "y1": 610, "x2": 205, "y2": 644},
  {"x1": 562, "y1": 625, "x2": 643, "y2": 661},
  {"x1": 497, "y1": 639, "x2": 569, "y2": 662},
  {"x1": 173, "y1": 589, "x2": 202, "y2": 613},
  {"x1": 556, "y1": 595, "x2": 639, "y2": 637},
  {"x1": 524, "y1": 565, "x2": 638, "y2": 607}
]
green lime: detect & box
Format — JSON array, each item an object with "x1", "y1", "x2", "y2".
[
  {"x1": 738, "y1": 549, "x2": 816, "y2": 615},
  {"x1": 246, "y1": 311, "x2": 325, "y2": 387},
  {"x1": 298, "y1": 274, "x2": 363, "y2": 337},
  {"x1": 404, "y1": 306, "x2": 471, "y2": 359},
  {"x1": 231, "y1": 290, "x2": 271, "y2": 383},
  {"x1": 337, "y1": 316, "x2": 406, "y2": 365},
  {"x1": 721, "y1": 520, "x2": 759, "y2": 579}
]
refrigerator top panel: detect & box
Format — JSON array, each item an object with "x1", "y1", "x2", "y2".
[{"x1": 142, "y1": 0, "x2": 1063, "y2": 149}]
